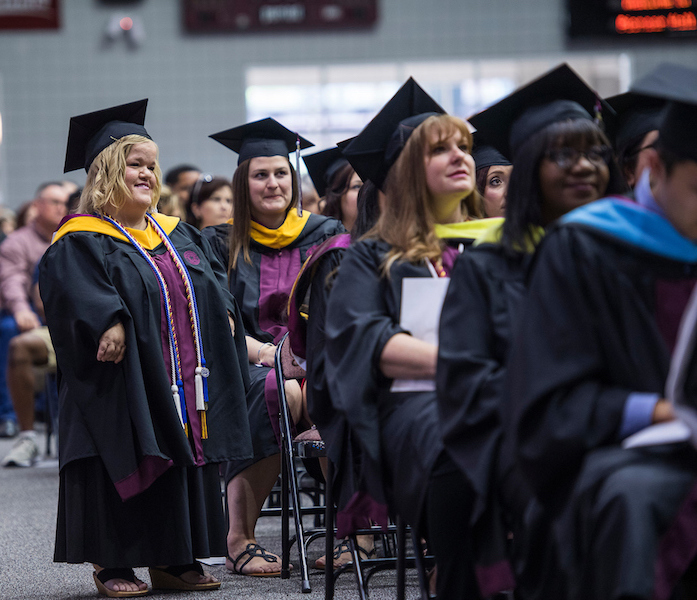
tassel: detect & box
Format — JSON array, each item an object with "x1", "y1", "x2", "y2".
[
  {"x1": 172, "y1": 384, "x2": 184, "y2": 428},
  {"x1": 200, "y1": 410, "x2": 208, "y2": 439},
  {"x1": 296, "y1": 134, "x2": 303, "y2": 217},
  {"x1": 195, "y1": 366, "x2": 206, "y2": 411}
]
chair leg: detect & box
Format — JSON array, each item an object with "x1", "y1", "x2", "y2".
[
  {"x1": 348, "y1": 535, "x2": 368, "y2": 600},
  {"x1": 411, "y1": 531, "x2": 430, "y2": 600},
  {"x1": 396, "y1": 516, "x2": 406, "y2": 600},
  {"x1": 287, "y1": 453, "x2": 312, "y2": 592},
  {"x1": 281, "y1": 450, "x2": 291, "y2": 578},
  {"x1": 325, "y1": 459, "x2": 335, "y2": 600}
]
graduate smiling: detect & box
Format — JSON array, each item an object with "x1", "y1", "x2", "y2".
[{"x1": 507, "y1": 63, "x2": 697, "y2": 600}]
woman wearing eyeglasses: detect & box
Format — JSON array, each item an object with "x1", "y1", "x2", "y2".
[{"x1": 436, "y1": 65, "x2": 628, "y2": 599}]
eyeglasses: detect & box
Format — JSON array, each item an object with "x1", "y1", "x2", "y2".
[{"x1": 544, "y1": 145, "x2": 613, "y2": 170}]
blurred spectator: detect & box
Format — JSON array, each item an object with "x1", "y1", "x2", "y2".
[
  {"x1": 157, "y1": 184, "x2": 185, "y2": 219},
  {"x1": 185, "y1": 174, "x2": 233, "y2": 230},
  {"x1": 0, "y1": 182, "x2": 68, "y2": 438},
  {"x1": 0, "y1": 207, "x2": 16, "y2": 244},
  {"x1": 164, "y1": 164, "x2": 201, "y2": 208}
]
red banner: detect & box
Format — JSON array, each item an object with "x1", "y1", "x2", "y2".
[{"x1": 0, "y1": 0, "x2": 60, "y2": 30}]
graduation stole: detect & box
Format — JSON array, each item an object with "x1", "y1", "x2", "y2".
[{"x1": 102, "y1": 214, "x2": 210, "y2": 439}]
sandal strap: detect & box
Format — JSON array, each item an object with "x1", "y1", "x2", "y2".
[
  {"x1": 95, "y1": 568, "x2": 137, "y2": 584},
  {"x1": 331, "y1": 540, "x2": 351, "y2": 560},
  {"x1": 230, "y1": 543, "x2": 279, "y2": 574},
  {"x1": 155, "y1": 563, "x2": 204, "y2": 578}
]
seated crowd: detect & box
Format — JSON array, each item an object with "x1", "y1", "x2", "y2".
[{"x1": 3, "y1": 61, "x2": 697, "y2": 600}]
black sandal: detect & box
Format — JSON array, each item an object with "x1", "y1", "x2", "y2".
[
  {"x1": 314, "y1": 538, "x2": 377, "y2": 569},
  {"x1": 227, "y1": 542, "x2": 283, "y2": 577},
  {"x1": 93, "y1": 568, "x2": 148, "y2": 598},
  {"x1": 148, "y1": 563, "x2": 220, "y2": 591}
]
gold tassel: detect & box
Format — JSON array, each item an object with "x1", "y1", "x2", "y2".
[{"x1": 200, "y1": 410, "x2": 208, "y2": 439}]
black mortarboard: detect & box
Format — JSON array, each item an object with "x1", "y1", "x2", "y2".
[
  {"x1": 605, "y1": 91, "x2": 663, "y2": 153},
  {"x1": 303, "y1": 147, "x2": 349, "y2": 197},
  {"x1": 469, "y1": 64, "x2": 614, "y2": 161},
  {"x1": 627, "y1": 62, "x2": 697, "y2": 162},
  {"x1": 343, "y1": 77, "x2": 445, "y2": 190},
  {"x1": 64, "y1": 99, "x2": 150, "y2": 173},
  {"x1": 472, "y1": 133, "x2": 511, "y2": 171},
  {"x1": 209, "y1": 117, "x2": 313, "y2": 165}
]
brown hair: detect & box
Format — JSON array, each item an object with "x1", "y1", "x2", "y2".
[
  {"x1": 79, "y1": 135, "x2": 162, "y2": 216},
  {"x1": 228, "y1": 157, "x2": 299, "y2": 270},
  {"x1": 370, "y1": 114, "x2": 481, "y2": 273},
  {"x1": 321, "y1": 162, "x2": 356, "y2": 222}
]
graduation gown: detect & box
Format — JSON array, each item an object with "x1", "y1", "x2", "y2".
[
  {"x1": 203, "y1": 211, "x2": 344, "y2": 478},
  {"x1": 39, "y1": 214, "x2": 252, "y2": 566},
  {"x1": 437, "y1": 223, "x2": 560, "y2": 599},
  {"x1": 507, "y1": 198, "x2": 697, "y2": 600}
]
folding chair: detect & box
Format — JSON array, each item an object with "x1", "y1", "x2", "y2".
[{"x1": 275, "y1": 331, "x2": 327, "y2": 593}]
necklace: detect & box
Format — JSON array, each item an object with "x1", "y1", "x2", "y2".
[{"x1": 102, "y1": 213, "x2": 210, "y2": 439}]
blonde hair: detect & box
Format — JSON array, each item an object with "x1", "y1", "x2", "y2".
[
  {"x1": 372, "y1": 114, "x2": 482, "y2": 273},
  {"x1": 79, "y1": 134, "x2": 162, "y2": 215}
]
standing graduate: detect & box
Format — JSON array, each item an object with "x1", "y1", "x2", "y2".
[
  {"x1": 507, "y1": 63, "x2": 697, "y2": 600},
  {"x1": 326, "y1": 78, "x2": 504, "y2": 600},
  {"x1": 39, "y1": 100, "x2": 252, "y2": 596},
  {"x1": 202, "y1": 118, "x2": 345, "y2": 576},
  {"x1": 438, "y1": 64, "x2": 627, "y2": 599},
  {"x1": 471, "y1": 134, "x2": 512, "y2": 218}
]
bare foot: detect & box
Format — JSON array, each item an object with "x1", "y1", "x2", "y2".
[{"x1": 227, "y1": 540, "x2": 286, "y2": 575}]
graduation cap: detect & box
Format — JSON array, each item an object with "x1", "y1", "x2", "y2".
[
  {"x1": 605, "y1": 91, "x2": 664, "y2": 154},
  {"x1": 472, "y1": 132, "x2": 511, "y2": 171},
  {"x1": 302, "y1": 147, "x2": 349, "y2": 198},
  {"x1": 343, "y1": 77, "x2": 445, "y2": 190},
  {"x1": 209, "y1": 117, "x2": 313, "y2": 166},
  {"x1": 628, "y1": 62, "x2": 697, "y2": 162},
  {"x1": 64, "y1": 99, "x2": 150, "y2": 173},
  {"x1": 468, "y1": 64, "x2": 614, "y2": 161}
]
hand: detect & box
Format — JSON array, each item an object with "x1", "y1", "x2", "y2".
[
  {"x1": 97, "y1": 323, "x2": 126, "y2": 364},
  {"x1": 652, "y1": 399, "x2": 676, "y2": 423},
  {"x1": 228, "y1": 314, "x2": 235, "y2": 338},
  {"x1": 14, "y1": 309, "x2": 40, "y2": 332}
]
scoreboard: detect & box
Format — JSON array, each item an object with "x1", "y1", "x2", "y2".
[{"x1": 568, "y1": 0, "x2": 697, "y2": 38}]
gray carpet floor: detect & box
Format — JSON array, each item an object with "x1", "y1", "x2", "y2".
[{"x1": 0, "y1": 433, "x2": 422, "y2": 600}]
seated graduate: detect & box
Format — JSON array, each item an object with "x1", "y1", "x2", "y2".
[
  {"x1": 506, "y1": 63, "x2": 697, "y2": 600},
  {"x1": 288, "y1": 177, "x2": 384, "y2": 569},
  {"x1": 471, "y1": 133, "x2": 512, "y2": 218},
  {"x1": 325, "y1": 77, "x2": 503, "y2": 600},
  {"x1": 40, "y1": 100, "x2": 252, "y2": 597},
  {"x1": 304, "y1": 146, "x2": 363, "y2": 232},
  {"x1": 202, "y1": 118, "x2": 345, "y2": 576},
  {"x1": 437, "y1": 64, "x2": 627, "y2": 599},
  {"x1": 605, "y1": 66, "x2": 666, "y2": 191}
]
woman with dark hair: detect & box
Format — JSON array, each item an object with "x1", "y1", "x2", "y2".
[
  {"x1": 203, "y1": 118, "x2": 344, "y2": 577},
  {"x1": 185, "y1": 175, "x2": 233, "y2": 230},
  {"x1": 304, "y1": 147, "x2": 363, "y2": 232},
  {"x1": 437, "y1": 64, "x2": 627, "y2": 599},
  {"x1": 326, "y1": 79, "x2": 503, "y2": 600},
  {"x1": 472, "y1": 137, "x2": 512, "y2": 218}
]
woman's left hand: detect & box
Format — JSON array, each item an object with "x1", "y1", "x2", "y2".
[{"x1": 97, "y1": 322, "x2": 126, "y2": 364}]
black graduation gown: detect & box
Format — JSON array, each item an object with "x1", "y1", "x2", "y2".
[
  {"x1": 324, "y1": 238, "x2": 445, "y2": 534},
  {"x1": 437, "y1": 240, "x2": 564, "y2": 599},
  {"x1": 203, "y1": 214, "x2": 344, "y2": 478},
  {"x1": 39, "y1": 218, "x2": 252, "y2": 566},
  {"x1": 507, "y1": 217, "x2": 697, "y2": 600}
]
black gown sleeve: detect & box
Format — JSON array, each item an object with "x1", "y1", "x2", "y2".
[{"x1": 325, "y1": 240, "x2": 406, "y2": 466}]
